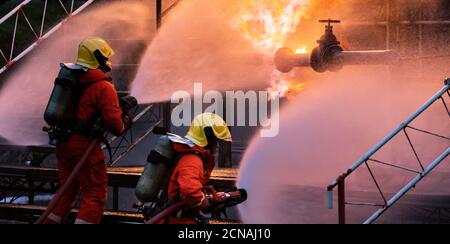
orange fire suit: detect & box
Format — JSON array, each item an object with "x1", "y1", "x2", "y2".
[
  {"x1": 45, "y1": 69, "x2": 125, "y2": 224},
  {"x1": 165, "y1": 142, "x2": 216, "y2": 224}
]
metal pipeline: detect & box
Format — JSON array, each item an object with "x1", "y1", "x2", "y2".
[
  {"x1": 274, "y1": 48, "x2": 310, "y2": 73},
  {"x1": 274, "y1": 47, "x2": 400, "y2": 73},
  {"x1": 331, "y1": 50, "x2": 400, "y2": 66},
  {"x1": 275, "y1": 19, "x2": 400, "y2": 73}
]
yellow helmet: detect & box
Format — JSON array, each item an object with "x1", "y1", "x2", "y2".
[
  {"x1": 76, "y1": 37, "x2": 114, "y2": 70},
  {"x1": 186, "y1": 113, "x2": 232, "y2": 148}
]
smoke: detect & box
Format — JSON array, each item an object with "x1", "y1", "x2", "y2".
[
  {"x1": 130, "y1": 0, "x2": 274, "y2": 104},
  {"x1": 236, "y1": 0, "x2": 450, "y2": 224},
  {"x1": 0, "y1": 1, "x2": 152, "y2": 145},
  {"x1": 237, "y1": 65, "x2": 449, "y2": 224}
]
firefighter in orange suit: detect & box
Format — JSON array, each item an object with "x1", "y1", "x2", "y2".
[
  {"x1": 44, "y1": 37, "x2": 137, "y2": 224},
  {"x1": 165, "y1": 113, "x2": 232, "y2": 224}
]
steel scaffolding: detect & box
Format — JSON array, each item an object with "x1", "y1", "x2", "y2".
[
  {"x1": 327, "y1": 79, "x2": 450, "y2": 224},
  {"x1": 0, "y1": 0, "x2": 95, "y2": 75}
]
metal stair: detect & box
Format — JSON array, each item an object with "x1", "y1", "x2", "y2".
[{"x1": 327, "y1": 78, "x2": 450, "y2": 224}]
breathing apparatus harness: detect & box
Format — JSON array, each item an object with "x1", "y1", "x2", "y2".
[
  {"x1": 137, "y1": 132, "x2": 246, "y2": 224},
  {"x1": 138, "y1": 134, "x2": 206, "y2": 220},
  {"x1": 43, "y1": 63, "x2": 113, "y2": 162}
]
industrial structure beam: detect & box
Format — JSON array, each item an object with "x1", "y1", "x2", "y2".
[
  {"x1": 327, "y1": 80, "x2": 450, "y2": 224},
  {"x1": 0, "y1": 0, "x2": 95, "y2": 75}
]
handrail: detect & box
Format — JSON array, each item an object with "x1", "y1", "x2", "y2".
[{"x1": 327, "y1": 79, "x2": 450, "y2": 224}]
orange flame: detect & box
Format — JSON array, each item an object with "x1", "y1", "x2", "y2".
[
  {"x1": 267, "y1": 80, "x2": 305, "y2": 100},
  {"x1": 229, "y1": 0, "x2": 307, "y2": 54},
  {"x1": 229, "y1": 1, "x2": 311, "y2": 100},
  {"x1": 295, "y1": 46, "x2": 308, "y2": 54}
]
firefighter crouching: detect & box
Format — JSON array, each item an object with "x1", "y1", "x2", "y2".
[{"x1": 135, "y1": 113, "x2": 247, "y2": 224}]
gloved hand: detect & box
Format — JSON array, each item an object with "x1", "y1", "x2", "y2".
[
  {"x1": 122, "y1": 115, "x2": 132, "y2": 132},
  {"x1": 201, "y1": 192, "x2": 229, "y2": 214},
  {"x1": 202, "y1": 188, "x2": 247, "y2": 214},
  {"x1": 209, "y1": 192, "x2": 227, "y2": 204},
  {"x1": 120, "y1": 96, "x2": 138, "y2": 114}
]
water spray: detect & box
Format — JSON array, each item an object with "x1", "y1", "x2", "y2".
[{"x1": 275, "y1": 19, "x2": 400, "y2": 73}]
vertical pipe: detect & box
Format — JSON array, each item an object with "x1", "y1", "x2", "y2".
[
  {"x1": 338, "y1": 177, "x2": 346, "y2": 224},
  {"x1": 327, "y1": 190, "x2": 333, "y2": 209}
]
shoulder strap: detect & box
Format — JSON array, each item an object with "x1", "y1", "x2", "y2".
[{"x1": 69, "y1": 69, "x2": 113, "y2": 164}]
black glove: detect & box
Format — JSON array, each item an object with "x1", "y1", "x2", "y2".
[
  {"x1": 120, "y1": 96, "x2": 138, "y2": 114},
  {"x1": 122, "y1": 115, "x2": 132, "y2": 131}
]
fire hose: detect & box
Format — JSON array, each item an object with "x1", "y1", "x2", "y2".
[
  {"x1": 35, "y1": 139, "x2": 100, "y2": 224},
  {"x1": 35, "y1": 144, "x2": 246, "y2": 224},
  {"x1": 36, "y1": 94, "x2": 137, "y2": 224},
  {"x1": 145, "y1": 202, "x2": 186, "y2": 224},
  {"x1": 145, "y1": 188, "x2": 247, "y2": 224}
]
